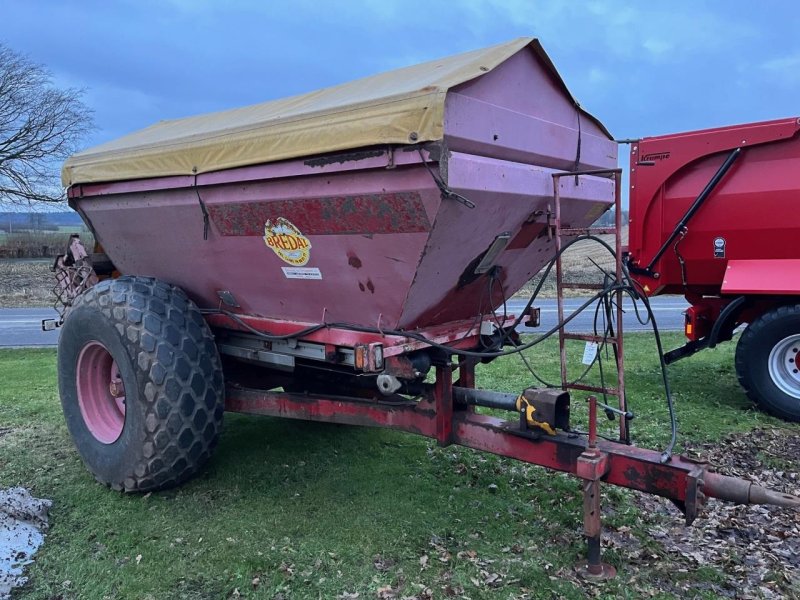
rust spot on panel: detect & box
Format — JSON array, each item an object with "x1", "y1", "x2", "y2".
[
  {"x1": 304, "y1": 148, "x2": 386, "y2": 167},
  {"x1": 348, "y1": 255, "x2": 363, "y2": 269},
  {"x1": 507, "y1": 222, "x2": 547, "y2": 250},
  {"x1": 207, "y1": 192, "x2": 430, "y2": 236}
]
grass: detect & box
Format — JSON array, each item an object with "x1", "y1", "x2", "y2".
[{"x1": 0, "y1": 336, "x2": 795, "y2": 599}]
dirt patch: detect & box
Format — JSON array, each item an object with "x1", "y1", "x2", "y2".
[{"x1": 0, "y1": 260, "x2": 54, "y2": 308}]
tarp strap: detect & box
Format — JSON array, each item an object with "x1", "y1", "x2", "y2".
[
  {"x1": 193, "y1": 173, "x2": 210, "y2": 240},
  {"x1": 417, "y1": 149, "x2": 475, "y2": 209},
  {"x1": 573, "y1": 103, "x2": 582, "y2": 185}
]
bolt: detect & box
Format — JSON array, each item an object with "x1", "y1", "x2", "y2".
[{"x1": 109, "y1": 380, "x2": 125, "y2": 398}]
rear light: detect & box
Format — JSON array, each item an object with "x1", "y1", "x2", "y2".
[
  {"x1": 684, "y1": 305, "x2": 710, "y2": 342},
  {"x1": 354, "y1": 343, "x2": 384, "y2": 372}
]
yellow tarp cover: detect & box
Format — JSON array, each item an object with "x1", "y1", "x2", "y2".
[{"x1": 62, "y1": 37, "x2": 589, "y2": 187}]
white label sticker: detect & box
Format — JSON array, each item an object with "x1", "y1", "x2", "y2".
[
  {"x1": 581, "y1": 342, "x2": 598, "y2": 365},
  {"x1": 282, "y1": 267, "x2": 322, "y2": 280}
]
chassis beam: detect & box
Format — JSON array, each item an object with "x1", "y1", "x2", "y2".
[{"x1": 225, "y1": 385, "x2": 800, "y2": 516}]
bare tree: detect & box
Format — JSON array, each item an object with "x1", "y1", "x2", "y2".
[{"x1": 0, "y1": 44, "x2": 93, "y2": 204}]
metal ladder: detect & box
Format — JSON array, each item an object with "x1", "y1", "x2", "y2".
[{"x1": 551, "y1": 168, "x2": 629, "y2": 443}]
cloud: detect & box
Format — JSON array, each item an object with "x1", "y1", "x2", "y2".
[{"x1": 3, "y1": 0, "x2": 797, "y2": 150}]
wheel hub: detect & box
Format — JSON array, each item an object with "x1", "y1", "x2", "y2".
[
  {"x1": 76, "y1": 341, "x2": 126, "y2": 444},
  {"x1": 768, "y1": 334, "x2": 800, "y2": 400}
]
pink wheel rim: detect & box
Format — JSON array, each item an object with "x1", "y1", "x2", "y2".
[{"x1": 76, "y1": 341, "x2": 126, "y2": 444}]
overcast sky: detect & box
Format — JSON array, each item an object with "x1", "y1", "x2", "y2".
[{"x1": 3, "y1": 0, "x2": 800, "y2": 159}]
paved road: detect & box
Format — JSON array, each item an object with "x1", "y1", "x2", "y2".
[
  {"x1": 0, "y1": 297, "x2": 688, "y2": 348},
  {"x1": 0, "y1": 307, "x2": 61, "y2": 347},
  {"x1": 508, "y1": 297, "x2": 688, "y2": 334}
]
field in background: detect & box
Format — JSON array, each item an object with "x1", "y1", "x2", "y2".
[
  {"x1": 0, "y1": 229, "x2": 93, "y2": 259},
  {"x1": 0, "y1": 260, "x2": 54, "y2": 307},
  {"x1": 0, "y1": 210, "x2": 88, "y2": 259},
  {"x1": 519, "y1": 230, "x2": 626, "y2": 298},
  {"x1": 1, "y1": 337, "x2": 798, "y2": 599}
]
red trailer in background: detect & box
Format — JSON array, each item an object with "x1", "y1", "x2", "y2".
[{"x1": 626, "y1": 117, "x2": 800, "y2": 421}]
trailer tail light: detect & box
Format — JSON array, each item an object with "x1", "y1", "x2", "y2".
[
  {"x1": 354, "y1": 343, "x2": 384, "y2": 372},
  {"x1": 474, "y1": 232, "x2": 512, "y2": 274},
  {"x1": 684, "y1": 305, "x2": 711, "y2": 342}
]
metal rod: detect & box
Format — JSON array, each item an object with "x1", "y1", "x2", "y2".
[
  {"x1": 644, "y1": 147, "x2": 742, "y2": 274},
  {"x1": 553, "y1": 181, "x2": 568, "y2": 392},
  {"x1": 586, "y1": 534, "x2": 602, "y2": 571},
  {"x1": 614, "y1": 171, "x2": 627, "y2": 443},
  {"x1": 434, "y1": 362, "x2": 454, "y2": 446},
  {"x1": 452, "y1": 386, "x2": 518, "y2": 411},
  {"x1": 553, "y1": 167, "x2": 623, "y2": 178},
  {"x1": 596, "y1": 399, "x2": 632, "y2": 419},
  {"x1": 588, "y1": 395, "x2": 597, "y2": 449}
]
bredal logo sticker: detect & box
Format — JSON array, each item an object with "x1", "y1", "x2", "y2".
[{"x1": 263, "y1": 218, "x2": 311, "y2": 266}]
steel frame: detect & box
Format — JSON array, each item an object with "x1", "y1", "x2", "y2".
[{"x1": 224, "y1": 356, "x2": 798, "y2": 576}]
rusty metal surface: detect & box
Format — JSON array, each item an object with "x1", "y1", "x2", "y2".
[
  {"x1": 206, "y1": 192, "x2": 431, "y2": 236},
  {"x1": 51, "y1": 235, "x2": 99, "y2": 324},
  {"x1": 203, "y1": 312, "x2": 510, "y2": 356},
  {"x1": 225, "y1": 387, "x2": 437, "y2": 437},
  {"x1": 433, "y1": 363, "x2": 454, "y2": 446}
]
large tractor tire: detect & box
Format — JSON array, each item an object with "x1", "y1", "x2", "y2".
[
  {"x1": 735, "y1": 304, "x2": 800, "y2": 422},
  {"x1": 58, "y1": 276, "x2": 224, "y2": 492}
]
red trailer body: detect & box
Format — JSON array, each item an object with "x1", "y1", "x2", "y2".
[{"x1": 626, "y1": 117, "x2": 800, "y2": 420}]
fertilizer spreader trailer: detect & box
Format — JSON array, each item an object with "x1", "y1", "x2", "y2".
[{"x1": 51, "y1": 37, "x2": 800, "y2": 578}]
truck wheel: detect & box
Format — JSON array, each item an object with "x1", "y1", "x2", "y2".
[
  {"x1": 58, "y1": 276, "x2": 224, "y2": 492},
  {"x1": 735, "y1": 304, "x2": 800, "y2": 422}
]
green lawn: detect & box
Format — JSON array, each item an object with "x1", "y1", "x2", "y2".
[{"x1": 0, "y1": 335, "x2": 796, "y2": 599}]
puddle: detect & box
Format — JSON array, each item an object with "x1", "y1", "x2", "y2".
[{"x1": 0, "y1": 488, "x2": 51, "y2": 599}]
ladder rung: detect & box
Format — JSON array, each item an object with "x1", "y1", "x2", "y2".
[
  {"x1": 562, "y1": 332, "x2": 618, "y2": 344},
  {"x1": 559, "y1": 227, "x2": 617, "y2": 236},
  {"x1": 565, "y1": 383, "x2": 620, "y2": 395}
]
